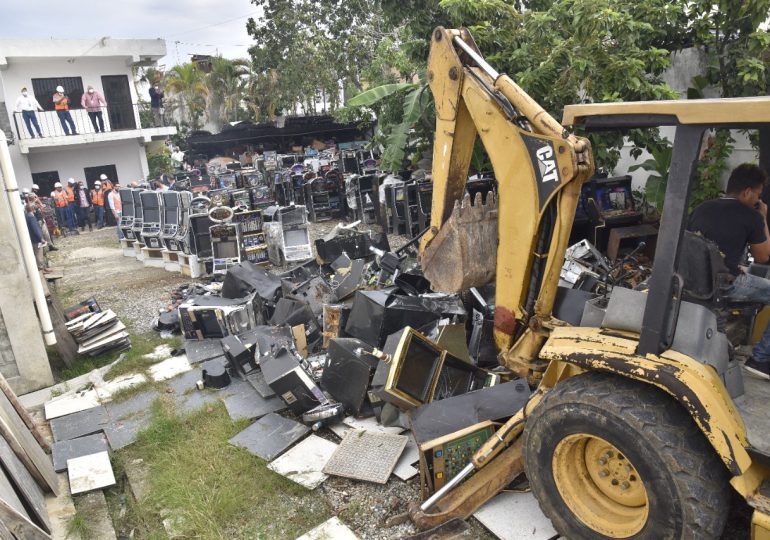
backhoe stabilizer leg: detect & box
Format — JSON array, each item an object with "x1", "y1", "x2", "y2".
[{"x1": 408, "y1": 438, "x2": 525, "y2": 530}]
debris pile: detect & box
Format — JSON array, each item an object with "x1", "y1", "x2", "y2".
[{"x1": 64, "y1": 299, "x2": 131, "y2": 356}]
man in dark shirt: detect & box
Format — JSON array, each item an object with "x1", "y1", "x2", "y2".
[{"x1": 689, "y1": 163, "x2": 770, "y2": 379}]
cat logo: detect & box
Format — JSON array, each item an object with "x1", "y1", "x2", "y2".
[{"x1": 535, "y1": 144, "x2": 560, "y2": 184}]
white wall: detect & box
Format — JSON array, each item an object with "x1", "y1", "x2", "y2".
[
  {"x1": 612, "y1": 47, "x2": 757, "y2": 192},
  {"x1": 25, "y1": 139, "x2": 148, "y2": 189}
]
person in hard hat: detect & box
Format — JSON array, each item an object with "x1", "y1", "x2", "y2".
[
  {"x1": 50, "y1": 182, "x2": 72, "y2": 235},
  {"x1": 14, "y1": 87, "x2": 44, "y2": 138},
  {"x1": 52, "y1": 85, "x2": 77, "y2": 135},
  {"x1": 65, "y1": 178, "x2": 79, "y2": 232},
  {"x1": 91, "y1": 180, "x2": 106, "y2": 228},
  {"x1": 75, "y1": 181, "x2": 93, "y2": 232},
  {"x1": 81, "y1": 85, "x2": 108, "y2": 133}
]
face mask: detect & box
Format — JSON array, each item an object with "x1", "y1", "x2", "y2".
[
  {"x1": 88, "y1": 89, "x2": 94, "y2": 94},
  {"x1": 22, "y1": 91, "x2": 28, "y2": 97}
]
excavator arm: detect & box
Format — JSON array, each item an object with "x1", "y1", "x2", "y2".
[{"x1": 419, "y1": 27, "x2": 594, "y2": 378}]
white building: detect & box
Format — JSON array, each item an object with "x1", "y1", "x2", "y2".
[{"x1": 0, "y1": 37, "x2": 176, "y2": 194}]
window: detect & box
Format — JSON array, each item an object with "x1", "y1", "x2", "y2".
[
  {"x1": 31, "y1": 171, "x2": 60, "y2": 196},
  {"x1": 84, "y1": 165, "x2": 118, "y2": 189},
  {"x1": 31, "y1": 77, "x2": 84, "y2": 112}
]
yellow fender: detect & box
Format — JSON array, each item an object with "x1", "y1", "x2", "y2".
[{"x1": 539, "y1": 326, "x2": 754, "y2": 481}]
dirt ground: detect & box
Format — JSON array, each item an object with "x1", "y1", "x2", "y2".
[{"x1": 45, "y1": 223, "x2": 754, "y2": 539}]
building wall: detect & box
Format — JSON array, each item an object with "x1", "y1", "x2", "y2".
[
  {"x1": 0, "y1": 163, "x2": 54, "y2": 394},
  {"x1": 614, "y1": 47, "x2": 757, "y2": 192},
  {"x1": 26, "y1": 139, "x2": 148, "y2": 189}
]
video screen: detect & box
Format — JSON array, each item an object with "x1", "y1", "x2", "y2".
[
  {"x1": 143, "y1": 208, "x2": 160, "y2": 223},
  {"x1": 214, "y1": 241, "x2": 239, "y2": 259},
  {"x1": 395, "y1": 338, "x2": 442, "y2": 402},
  {"x1": 164, "y1": 207, "x2": 178, "y2": 225}
]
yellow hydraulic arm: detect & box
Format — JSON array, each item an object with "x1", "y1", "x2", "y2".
[{"x1": 418, "y1": 27, "x2": 594, "y2": 378}]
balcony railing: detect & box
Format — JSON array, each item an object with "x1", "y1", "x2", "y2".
[{"x1": 12, "y1": 103, "x2": 170, "y2": 141}]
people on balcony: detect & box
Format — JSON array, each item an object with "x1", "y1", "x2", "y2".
[
  {"x1": 149, "y1": 84, "x2": 164, "y2": 126},
  {"x1": 52, "y1": 86, "x2": 78, "y2": 136},
  {"x1": 81, "y1": 86, "x2": 108, "y2": 133},
  {"x1": 15, "y1": 87, "x2": 44, "y2": 138}
]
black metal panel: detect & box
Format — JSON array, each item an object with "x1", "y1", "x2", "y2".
[
  {"x1": 637, "y1": 125, "x2": 706, "y2": 355},
  {"x1": 581, "y1": 114, "x2": 680, "y2": 130}
]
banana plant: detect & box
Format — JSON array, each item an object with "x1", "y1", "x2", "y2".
[
  {"x1": 347, "y1": 79, "x2": 430, "y2": 172},
  {"x1": 628, "y1": 143, "x2": 672, "y2": 211}
]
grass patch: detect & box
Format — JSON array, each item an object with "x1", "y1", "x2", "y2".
[
  {"x1": 55, "y1": 332, "x2": 181, "y2": 382},
  {"x1": 110, "y1": 400, "x2": 330, "y2": 539},
  {"x1": 66, "y1": 508, "x2": 93, "y2": 540}
]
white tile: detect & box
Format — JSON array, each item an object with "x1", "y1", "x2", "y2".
[
  {"x1": 45, "y1": 389, "x2": 100, "y2": 420},
  {"x1": 67, "y1": 451, "x2": 116, "y2": 495},
  {"x1": 149, "y1": 356, "x2": 191, "y2": 382},
  {"x1": 392, "y1": 434, "x2": 420, "y2": 481},
  {"x1": 341, "y1": 416, "x2": 405, "y2": 435},
  {"x1": 296, "y1": 516, "x2": 359, "y2": 540},
  {"x1": 268, "y1": 435, "x2": 337, "y2": 490},
  {"x1": 144, "y1": 344, "x2": 174, "y2": 361},
  {"x1": 95, "y1": 373, "x2": 147, "y2": 400},
  {"x1": 473, "y1": 491, "x2": 557, "y2": 540},
  {"x1": 328, "y1": 421, "x2": 353, "y2": 439}
]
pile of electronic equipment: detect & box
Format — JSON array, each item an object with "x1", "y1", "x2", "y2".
[{"x1": 152, "y1": 218, "x2": 531, "y2": 496}]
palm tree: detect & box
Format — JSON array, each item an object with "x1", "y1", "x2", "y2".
[
  {"x1": 206, "y1": 57, "x2": 250, "y2": 129},
  {"x1": 164, "y1": 63, "x2": 209, "y2": 129}
]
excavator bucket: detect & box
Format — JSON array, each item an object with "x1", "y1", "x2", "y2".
[{"x1": 420, "y1": 192, "x2": 498, "y2": 293}]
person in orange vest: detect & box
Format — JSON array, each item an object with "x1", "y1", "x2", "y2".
[
  {"x1": 91, "y1": 180, "x2": 106, "y2": 228},
  {"x1": 65, "y1": 178, "x2": 80, "y2": 231},
  {"x1": 52, "y1": 86, "x2": 77, "y2": 136},
  {"x1": 74, "y1": 180, "x2": 93, "y2": 232},
  {"x1": 50, "y1": 182, "x2": 75, "y2": 235}
]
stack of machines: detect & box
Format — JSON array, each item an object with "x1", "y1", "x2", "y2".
[{"x1": 264, "y1": 204, "x2": 313, "y2": 265}]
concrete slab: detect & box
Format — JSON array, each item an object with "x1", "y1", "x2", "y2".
[
  {"x1": 124, "y1": 458, "x2": 151, "y2": 501},
  {"x1": 229, "y1": 412, "x2": 309, "y2": 461},
  {"x1": 67, "y1": 451, "x2": 115, "y2": 495},
  {"x1": 45, "y1": 389, "x2": 100, "y2": 420},
  {"x1": 149, "y1": 356, "x2": 191, "y2": 382},
  {"x1": 104, "y1": 389, "x2": 160, "y2": 421},
  {"x1": 45, "y1": 473, "x2": 79, "y2": 540},
  {"x1": 20, "y1": 359, "x2": 121, "y2": 411},
  {"x1": 52, "y1": 433, "x2": 109, "y2": 473},
  {"x1": 323, "y1": 430, "x2": 407, "y2": 484},
  {"x1": 473, "y1": 491, "x2": 557, "y2": 540},
  {"x1": 342, "y1": 415, "x2": 405, "y2": 435},
  {"x1": 223, "y1": 385, "x2": 286, "y2": 422},
  {"x1": 183, "y1": 340, "x2": 224, "y2": 365},
  {"x1": 296, "y1": 516, "x2": 359, "y2": 539},
  {"x1": 49, "y1": 406, "x2": 109, "y2": 442},
  {"x1": 328, "y1": 421, "x2": 353, "y2": 439},
  {"x1": 268, "y1": 434, "x2": 337, "y2": 490},
  {"x1": 73, "y1": 491, "x2": 117, "y2": 540}
]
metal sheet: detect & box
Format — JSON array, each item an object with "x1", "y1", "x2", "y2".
[
  {"x1": 223, "y1": 385, "x2": 286, "y2": 421},
  {"x1": 229, "y1": 412, "x2": 309, "y2": 461},
  {"x1": 49, "y1": 406, "x2": 109, "y2": 442},
  {"x1": 323, "y1": 430, "x2": 407, "y2": 484},
  {"x1": 52, "y1": 433, "x2": 109, "y2": 473},
  {"x1": 473, "y1": 491, "x2": 557, "y2": 539}
]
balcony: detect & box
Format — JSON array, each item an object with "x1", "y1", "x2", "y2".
[{"x1": 11, "y1": 103, "x2": 176, "y2": 154}]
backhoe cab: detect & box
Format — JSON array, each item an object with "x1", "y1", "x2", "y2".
[{"x1": 415, "y1": 27, "x2": 770, "y2": 539}]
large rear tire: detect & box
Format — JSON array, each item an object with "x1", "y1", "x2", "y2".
[{"x1": 523, "y1": 371, "x2": 730, "y2": 539}]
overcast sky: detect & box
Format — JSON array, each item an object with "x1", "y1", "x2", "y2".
[{"x1": 0, "y1": 0, "x2": 260, "y2": 68}]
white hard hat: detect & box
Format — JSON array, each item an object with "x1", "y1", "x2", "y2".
[
  {"x1": 99, "y1": 174, "x2": 108, "y2": 180},
  {"x1": 22, "y1": 188, "x2": 30, "y2": 194},
  {"x1": 54, "y1": 182, "x2": 62, "y2": 188},
  {"x1": 56, "y1": 86, "x2": 64, "y2": 92},
  {"x1": 32, "y1": 184, "x2": 39, "y2": 190},
  {"x1": 68, "y1": 179, "x2": 75, "y2": 184},
  {"x1": 95, "y1": 181, "x2": 101, "y2": 186}
]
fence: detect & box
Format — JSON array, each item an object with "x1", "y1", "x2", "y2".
[{"x1": 12, "y1": 103, "x2": 167, "y2": 140}]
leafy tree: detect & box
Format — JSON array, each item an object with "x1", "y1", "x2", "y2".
[
  {"x1": 164, "y1": 63, "x2": 209, "y2": 129},
  {"x1": 206, "y1": 57, "x2": 250, "y2": 128}
]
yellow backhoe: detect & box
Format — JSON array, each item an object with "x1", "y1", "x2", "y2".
[{"x1": 413, "y1": 27, "x2": 770, "y2": 539}]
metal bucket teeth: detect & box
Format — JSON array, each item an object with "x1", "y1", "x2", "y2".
[{"x1": 421, "y1": 191, "x2": 499, "y2": 293}]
